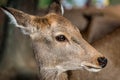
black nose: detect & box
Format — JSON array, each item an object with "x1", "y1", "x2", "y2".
[{"x1": 97, "y1": 57, "x2": 107, "y2": 68}]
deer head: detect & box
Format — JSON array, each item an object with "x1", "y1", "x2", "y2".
[{"x1": 0, "y1": 0, "x2": 107, "y2": 80}]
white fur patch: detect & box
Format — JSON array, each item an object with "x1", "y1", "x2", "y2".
[
  {"x1": 2, "y1": 8, "x2": 25, "y2": 29},
  {"x1": 85, "y1": 67, "x2": 101, "y2": 72},
  {"x1": 2, "y1": 9, "x2": 18, "y2": 25},
  {"x1": 81, "y1": 62, "x2": 102, "y2": 72},
  {"x1": 22, "y1": 25, "x2": 37, "y2": 35},
  {"x1": 61, "y1": 4, "x2": 64, "y2": 15},
  {"x1": 1, "y1": 9, "x2": 35, "y2": 35}
]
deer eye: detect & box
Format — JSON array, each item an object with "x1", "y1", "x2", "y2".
[{"x1": 55, "y1": 35, "x2": 67, "y2": 42}]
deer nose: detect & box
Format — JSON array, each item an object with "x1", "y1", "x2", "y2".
[{"x1": 97, "y1": 57, "x2": 107, "y2": 68}]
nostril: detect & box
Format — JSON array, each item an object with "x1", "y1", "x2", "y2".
[{"x1": 97, "y1": 57, "x2": 107, "y2": 68}]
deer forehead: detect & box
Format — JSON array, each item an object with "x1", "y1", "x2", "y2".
[{"x1": 31, "y1": 13, "x2": 80, "y2": 35}]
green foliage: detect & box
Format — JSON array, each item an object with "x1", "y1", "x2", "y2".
[
  {"x1": 110, "y1": 0, "x2": 120, "y2": 5},
  {"x1": 38, "y1": 0, "x2": 52, "y2": 9}
]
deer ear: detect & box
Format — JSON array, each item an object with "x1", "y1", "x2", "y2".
[
  {"x1": 0, "y1": 6, "x2": 31, "y2": 28},
  {"x1": 48, "y1": 0, "x2": 64, "y2": 15},
  {"x1": 0, "y1": 6, "x2": 36, "y2": 35}
]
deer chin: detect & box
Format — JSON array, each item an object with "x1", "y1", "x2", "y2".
[{"x1": 81, "y1": 62, "x2": 102, "y2": 72}]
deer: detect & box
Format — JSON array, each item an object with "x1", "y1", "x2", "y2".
[{"x1": 0, "y1": 0, "x2": 107, "y2": 80}]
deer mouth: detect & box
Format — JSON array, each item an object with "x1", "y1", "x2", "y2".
[{"x1": 81, "y1": 62, "x2": 102, "y2": 72}]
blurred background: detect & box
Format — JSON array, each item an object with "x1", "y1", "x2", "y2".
[{"x1": 0, "y1": 0, "x2": 120, "y2": 80}]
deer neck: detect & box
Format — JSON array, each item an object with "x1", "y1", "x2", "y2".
[
  {"x1": 39, "y1": 69, "x2": 68, "y2": 80},
  {"x1": 32, "y1": 41, "x2": 68, "y2": 80}
]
